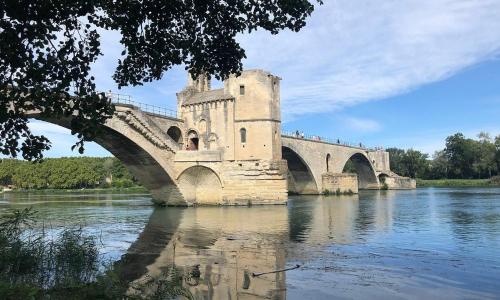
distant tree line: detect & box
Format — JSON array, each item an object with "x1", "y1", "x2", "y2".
[
  {"x1": 0, "y1": 157, "x2": 139, "y2": 189},
  {"x1": 388, "y1": 132, "x2": 500, "y2": 179}
]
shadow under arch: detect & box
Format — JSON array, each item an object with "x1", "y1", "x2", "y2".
[
  {"x1": 29, "y1": 117, "x2": 182, "y2": 204},
  {"x1": 282, "y1": 146, "x2": 318, "y2": 194},
  {"x1": 342, "y1": 152, "x2": 379, "y2": 189},
  {"x1": 177, "y1": 165, "x2": 222, "y2": 204}
]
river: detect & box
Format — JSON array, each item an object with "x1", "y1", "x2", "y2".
[{"x1": 1, "y1": 188, "x2": 499, "y2": 299}]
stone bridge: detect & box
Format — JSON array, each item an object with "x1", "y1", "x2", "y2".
[
  {"x1": 282, "y1": 136, "x2": 383, "y2": 193},
  {"x1": 27, "y1": 69, "x2": 415, "y2": 205},
  {"x1": 30, "y1": 104, "x2": 188, "y2": 204}
]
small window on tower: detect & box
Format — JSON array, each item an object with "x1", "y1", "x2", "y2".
[
  {"x1": 240, "y1": 128, "x2": 247, "y2": 143},
  {"x1": 240, "y1": 85, "x2": 245, "y2": 95}
]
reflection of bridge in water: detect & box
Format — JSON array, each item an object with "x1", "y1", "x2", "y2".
[
  {"x1": 27, "y1": 69, "x2": 415, "y2": 205},
  {"x1": 118, "y1": 205, "x2": 288, "y2": 299},
  {"x1": 116, "y1": 192, "x2": 401, "y2": 299},
  {"x1": 114, "y1": 190, "x2": 404, "y2": 299}
]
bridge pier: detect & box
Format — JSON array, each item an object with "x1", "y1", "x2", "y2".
[
  {"x1": 173, "y1": 158, "x2": 288, "y2": 206},
  {"x1": 322, "y1": 173, "x2": 359, "y2": 194}
]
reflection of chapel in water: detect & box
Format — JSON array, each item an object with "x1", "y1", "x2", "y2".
[
  {"x1": 122, "y1": 206, "x2": 289, "y2": 299},
  {"x1": 117, "y1": 192, "x2": 397, "y2": 299}
]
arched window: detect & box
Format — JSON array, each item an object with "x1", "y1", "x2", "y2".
[
  {"x1": 326, "y1": 153, "x2": 331, "y2": 172},
  {"x1": 187, "y1": 130, "x2": 199, "y2": 151},
  {"x1": 240, "y1": 128, "x2": 247, "y2": 143},
  {"x1": 167, "y1": 126, "x2": 182, "y2": 143}
]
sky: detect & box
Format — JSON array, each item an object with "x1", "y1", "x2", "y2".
[{"x1": 28, "y1": 0, "x2": 500, "y2": 158}]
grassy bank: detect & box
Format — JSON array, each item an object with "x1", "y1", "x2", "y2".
[
  {"x1": 1, "y1": 186, "x2": 148, "y2": 193},
  {"x1": 417, "y1": 178, "x2": 500, "y2": 187}
]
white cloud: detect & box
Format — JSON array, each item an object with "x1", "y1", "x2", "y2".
[
  {"x1": 238, "y1": 0, "x2": 500, "y2": 120},
  {"x1": 90, "y1": 0, "x2": 500, "y2": 120},
  {"x1": 26, "y1": 120, "x2": 111, "y2": 158},
  {"x1": 340, "y1": 117, "x2": 381, "y2": 133}
]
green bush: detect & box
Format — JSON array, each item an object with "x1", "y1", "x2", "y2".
[
  {"x1": 416, "y1": 178, "x2": 491, "y2": 187},
  {"x1": 0, "y1": 208, "x2": 100, "y2": 290},
  {"x1": 0, "y1": 208, "x2": 193, "y2": 299},
  {"x1": 111, "y1": 178, "x2": 134, "y2": 188},
  {"x1": 0, "y1": 157, "x2": 141, "y2": 190},
  {"x1": 0, "y1": 208, "x2": 104, "y2": 299}
]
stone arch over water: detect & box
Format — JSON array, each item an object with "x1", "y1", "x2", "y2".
[
  {"x1": 378, "y1": 172, "x2": 390, "y2": 184},
  {"x1": 341, "y1": 152, "x2": 379, "y2": 189},
  {"x1": 282, "y1": 146, "x2": 318, "y2": 194},
  {"x1": 27, "y1": 115, "x2": 185, "y2": 205}
]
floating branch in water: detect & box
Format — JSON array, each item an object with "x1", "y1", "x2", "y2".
[{"x1": 252, "y1": 264, "x2": 301, "y2": 277}]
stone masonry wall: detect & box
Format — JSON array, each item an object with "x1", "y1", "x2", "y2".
[
  {"x1": 220, "y1": 160, "x2": 288, "y2": 205},
  {"x1": 322, "y1": 172, "x2": 359, "y2": 194},
  {"x1": 172, "y1": 159, "x2": 288, "y2": 206},
  {"x1": 385, "y1": 176, "x2": 416, "y2": 189}
]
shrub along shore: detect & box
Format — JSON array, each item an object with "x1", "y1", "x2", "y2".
[
  {"x1": 388, "y1": 132, "x2": 500, "y2": 180},
  {"x1": 417, "y1": 177, "x2": 500, "y2": 187},
  {"x1": 2, "y1": 186, "x2": 148, "y2": 193},
  {"x1": 0, "y1": 157, "x2": 142, "y2": 191},
  {"x1": 0, "y1": 208, "x2": 191, "y2": 299}
]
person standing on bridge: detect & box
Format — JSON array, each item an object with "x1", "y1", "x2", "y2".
[{"x1": 106, "y1": 90, "x2": 113, "y2": 101}]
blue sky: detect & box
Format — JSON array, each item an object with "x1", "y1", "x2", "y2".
[{"x1": 27, "y1": 0, "x2": 500, "y2": 158}]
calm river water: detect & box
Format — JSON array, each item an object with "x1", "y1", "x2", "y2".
[{"x1": 1, "y1": 188, "x2": 499, "y2": 299}]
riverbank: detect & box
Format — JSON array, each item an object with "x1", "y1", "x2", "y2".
[
  {"x1": 0, "y1": 186, "x2": 148, "y2": 194},
  {"x1": 417, "y1": 178, "x2": 500, "y2": 187}
]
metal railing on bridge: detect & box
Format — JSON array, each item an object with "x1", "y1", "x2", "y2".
[
  {"x1": 281, "y1": 130, "x2": 382, "y2": 151},
  {"x1": 105, "y1": 92, "x2": 383, "y2": 151},
  {"x1": 107, "y1": 92, "x2": 179, "y2": 119}
]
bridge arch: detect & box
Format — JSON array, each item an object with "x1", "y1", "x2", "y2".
[
  {"x1": 378, "y1": 172, "x2": 390, "y2": 184},
  {"x1": 27, "y1": 113, "x2": 185, "y2": 205},
  {"x1": 341, "y1": 152, "x2": 379, "y2": 189},
  {"x1": 282, "y1": 146, "x2": 318, "y2": 194},
  {"x1": 177, "y1": 165, "x2": 222, "y2": 205}
]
